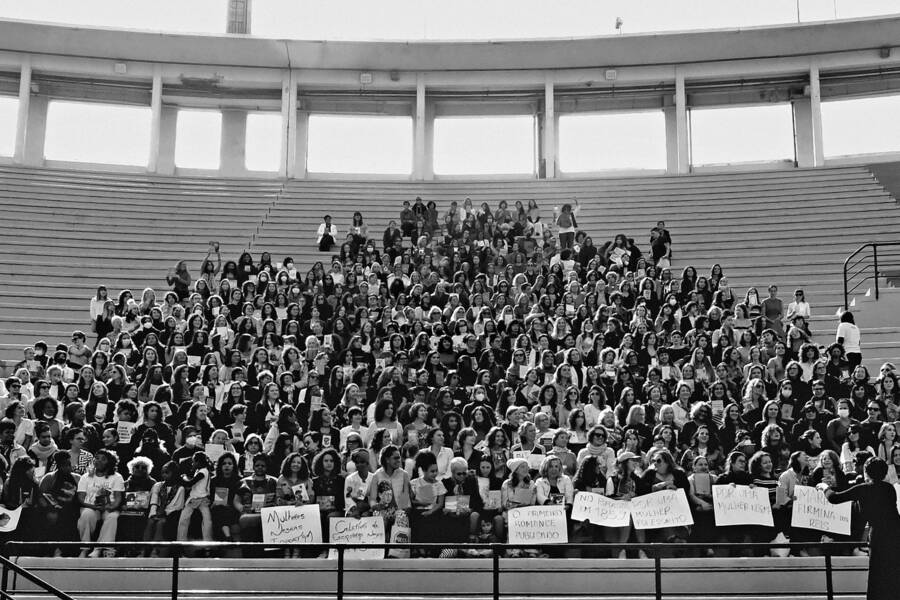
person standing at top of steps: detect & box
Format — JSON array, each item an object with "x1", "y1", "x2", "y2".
[
  {"x1": 316, "y1": 215, "x2": 338, "y2": 252},
  {"x1": 554, "y1": 198, "x2": 580, "y2": 251},
  {"x1": 837, "y1": 311, "x2": 863, "y2": 370}
]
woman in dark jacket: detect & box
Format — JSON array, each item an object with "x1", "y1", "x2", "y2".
[
  {"x1": 639, "y1": 448, "x2": 690, "y2": 544},
  {"x1": 825, "y1": 457, "x2": 900, "y2": 600}
]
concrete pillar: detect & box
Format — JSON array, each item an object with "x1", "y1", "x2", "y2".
[
  {"x1": 148, "y1": 66, "x2": 163, "y2": 172},
  {"x1": 674, "y1": 69, "x2": 690, "y2": 174},
  {"x1": 157, "y1": 106, "x2": 178, "y2": 175},
  {"x1": 13, "y1": 60, "x2": 31, "y2": 164},
  {"x1": 226, "y1": 0, "x2": 252, "y2": 34},
  {"x1": 295, "y1": 109, "x2": 309, "y2": 178},
  {"x1": 542, "y1": 77, "x2": 556, "y2": 178},
  {"x1": 664, "y1": 106, "x2": 678, "y2": 174},
  {"x1": 280, "y1": 71, "x2": 299, "y2": 178},
  {"x1": 414, "y1": 74, "x2": 427, "y2": 180},
  {"x1": 220, "y1": 109, "x2": 247, "y2": 174},
  {"x1": 23, "y1": 95, "x2": 47, "y2": 166},
  {"x1": 809, "y1": 64, "x2": 826, "y2": 166},
  {"x1": 792, "y1": 98, "x2": 815, "y2": 168},
  {"x1": 423, "y1": 99, "x2": 435, "y2": 181}
]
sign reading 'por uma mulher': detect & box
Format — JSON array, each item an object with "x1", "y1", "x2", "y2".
[
  {"x1": 507, "y1": 505, "x2": 568, "y2": 544},
  {"x1": 712, "y1": 485, "x2": 774, "y2": 527},
  {"x1": 791, "y1": 485, "x2": 851, "y2": 536}
]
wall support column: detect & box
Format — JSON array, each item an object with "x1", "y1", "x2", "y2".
[
  {"x1": 23, "y1": 95, "x2": 47, "y2": 166},
  {"x1": 674, "y1": 69, "x2": 690, "y2": 174},
  {"x1": 13, "y1": 59, "x2": 31, "y2": 164},
  {"x1": 281, "y1": 70, "x2": 299, "y2": 178},
  {"x1": 414, "y1": 73, "x2": 427, "y2": 180},
  {"x1": 809, "y1": 64, "x2": 826, "y2": 166},
  {"x1": 148, "y1": 66, "x2": 163, "y2": 172},
  {"x1": 542, "y1": 76, "x2": 556, "y2": 178},
  {"x1": 220, "y1": 109, "x2": 247, "y2": 174},
  {"x1": 157, "y1": 106, "x2": 178, "y2": 175}
]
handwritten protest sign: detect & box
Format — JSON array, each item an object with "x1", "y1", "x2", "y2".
[
  {"x1": 328, "y1": 516, "x2": 385, "y2": 559},
  {"x1": 791, "y1": 485, "x2": 851, "y2": 536},
  {"x1": 630, "y1": 489, "x2": 694, "y2": 530},
  {"x1": 712, "y1": 485, "x2": 774, "y2": 527},
  {"x1": 261, "y1": 504, "x2": 323, "y2": 544},
  {"x1": 507, "y1": 505, "x2": 568, "y2": 544},
  {"x1": 571, "y1": 492, "x2": 631, "y2": 527},
  {"x1": 0, "y1": 506, "x2": 22, "y2": 532}
]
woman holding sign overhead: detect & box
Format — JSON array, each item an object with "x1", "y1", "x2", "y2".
[{"x1": 823, "y1": 457, "x2": 900, "y2": 600}]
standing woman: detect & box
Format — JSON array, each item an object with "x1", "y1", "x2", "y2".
[
  {"x1": 836, "y1": 311, "x2": 862, "y2": 371},
  {"x1": 554, "y1": 199, "x2": 580, "y2": 251},
  {"x1": 166, "y1": 261, "x2": 192, "y2": 303},
  {"x1": 823, "y1": 457, "x2": 900, "y2": 600}
]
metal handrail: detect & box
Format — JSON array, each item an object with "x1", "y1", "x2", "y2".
[
  {"x1": 842, "y1": 241, "x2": 900, "y2": 310},
  {"x1": 0, "y1": 553, "x2": 77, "y2": 600},
  {"x1": 1, "y1": 540, "x2": 869, "y2": 600}
]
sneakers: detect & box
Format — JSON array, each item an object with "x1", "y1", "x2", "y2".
[{"x1": 638, "y1": 550, "x2": 649, "y2": 559}]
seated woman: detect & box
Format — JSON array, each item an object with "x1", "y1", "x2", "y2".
[
  {"x1": 37, "y1": 451, "x2": 80, "y2": 552},
  {"x1": 409, "y1": 450, "x2": 446, "y2": 557},
  {"x1": 76, "y1": 449, "x2": 125, "y2": 557},
  {"x1": 500, "y1": 457, "x2": 537, "y2": 556},
  {"x1": 236, "y1": 454, "x2": 279, "y2": 552},
  {"x1": 638, "y1": 448, "x2": 690, "y2": 546}
]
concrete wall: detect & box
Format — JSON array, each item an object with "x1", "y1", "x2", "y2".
[{"x1": 3, "y1": 17, "x2": 900, "y2": 179}]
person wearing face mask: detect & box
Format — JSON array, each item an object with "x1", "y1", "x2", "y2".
[{"x1": 826, "y1": 399, "x2": 859, "y2": 453}]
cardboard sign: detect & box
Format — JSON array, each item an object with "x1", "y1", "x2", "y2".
[
  {"x1": 205, "y1": 443, "x2": 225, "y2": 464},
  {"x1": 116, "y1": 421, "x2": 135, "y2": 445},
  {"x1": 791, "y1": 485, "x2": 851, "y2": 536},
  {"x1": 261, "y1": 504, "x2": 323, "y2": 545},
  {"x1": 630, "y1": 489, "x2": 694, "y2": 530},
  {"x1": 507, "y1": 505, "x2": 568, "y2": 544},
  {"x1": 125, "y1": 491, "x2": 151, "y2": 511},
  {"x1": 712, "y1": 485, "x2": 774, "y2": 527},
  {"x1": 328, "y1": 516, "x2": 386, "y2": 560},
  {"x1": 0, "y1": 506, "x2": 22, "y2": 532},
  {"x1": 571, "y1": 491, "x2": 631, "y2": 527}
]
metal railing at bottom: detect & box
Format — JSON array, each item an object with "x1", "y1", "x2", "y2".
[{"x1": 0, "y1": 540, "x2": 870, "y2": 600}]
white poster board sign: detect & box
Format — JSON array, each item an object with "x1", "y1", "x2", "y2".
[
  {"x1": 712, "y1": 485, "x2": 774, "y2": 527},
  {"x1": 507, "y1": 505, "x2": 568, "y2": 544},
  {"x1": 630, "y1": 489, "x2": 694, "y2": 530},
  {"x1": 328, "y1": 516, "x2": 385, "y2": 560},
  {"x1": 791, "y1": 485, "x2": 851, "y2": 536},
  {"x1": 261, "y1": 504, "x2": 323, "y2": 544},
  {"x1": 571, "y1": 492, "x2": 631, "y2": 527}
]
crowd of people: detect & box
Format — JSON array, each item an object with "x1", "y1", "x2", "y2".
[{"x1": 0, "y1": 194, "x2": 895, "y2": 561}]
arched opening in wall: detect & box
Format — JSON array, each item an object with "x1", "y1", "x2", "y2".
[
  {"x1": 44, "y1": 100, "x2": 150, "y2": 166},
  {"x1": 689, "y1": 103, "x2": 795, "y2": 166},
  {"x1": 0, "y1": 96, "x2": 16, "y2": 157},
  {"x1": 822, "y1": 94, "x2": 900, "y2": 157},
  {"x1": 433, "y1": 115, "x2": 536, "y2": 176},
  {"x1": 245, "y1": 112, "x2": 281, "y2": 172},
  {"x1": 307, "y1": 114, "x2": 413, "y2": 175},
  {"x1": 558, "y1": 110, "x2": 666, "y2": 172},
  {"x1": 175, "y1": 109, "x2": 222, "y2": 170}
]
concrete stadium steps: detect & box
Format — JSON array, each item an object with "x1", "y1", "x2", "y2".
[
  {"x1": 1, "y1": 164, "x2": 899, "y2": 374},
  {"x1": 0, "y1": 165, "x2": 283, "y2": 366}
]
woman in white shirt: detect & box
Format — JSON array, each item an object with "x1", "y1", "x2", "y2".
[
  {"x1": 425, "y1": 428, "x2": 454, "y2": 480},
  {"x1": 836, "y1": 311, "x2": 862, "y2": 369},
  {"x1": 534, "y1": 455, "x2": 575, "y2": 506}
]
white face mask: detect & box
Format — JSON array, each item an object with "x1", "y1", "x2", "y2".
[
  {"x1": 837, "y1": 408, "x2": 850, "y2": 419},
  {"x1": 474, "y1": 393, "x2": 485, "y2": 401}
]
